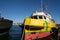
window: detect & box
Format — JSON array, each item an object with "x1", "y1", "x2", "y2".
[
  {"x1": 31, "y1": 16, "x2": 37, "y2": 19},
  {"x1": 39, "y1": 16, "x2": 42, "y2": 19},
  {"x1": 44, "y1": 16, "x2": 46, "y2": 19}
]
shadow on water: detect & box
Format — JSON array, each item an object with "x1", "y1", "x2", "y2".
[{"x1": 0, "y1": 25, "x2": 22, "y2": 40}]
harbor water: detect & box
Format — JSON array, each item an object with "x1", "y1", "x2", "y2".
[{"x1": 0, "y1": 25, "x2": 22, "y2": 40}]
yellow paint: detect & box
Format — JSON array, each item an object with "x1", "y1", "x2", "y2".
[{"x1": 24, "y1": 16, "x2": 57, "y2": 33}]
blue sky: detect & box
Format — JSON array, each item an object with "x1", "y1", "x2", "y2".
[{"x1": 0, "y1": 0, "x2": 60, "y2": 24}]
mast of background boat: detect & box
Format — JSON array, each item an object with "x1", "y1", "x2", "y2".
[
  {"x1": 41, "y1": 0, "x2": 43, "y2": 12},
  {"x1": 0, "y1": 13, "x2": 1, "y2": 18}
]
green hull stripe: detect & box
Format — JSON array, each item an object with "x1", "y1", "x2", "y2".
[{"x1": 45, "y1": 21, "x2": 48, "y2": 32}]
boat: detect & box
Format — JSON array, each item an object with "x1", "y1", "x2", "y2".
[
  {"x1": 0, "y1": 14, "x2": 13, "y2": 34},
  {"x1": 24, "y1": 11, "x2": 58, "y2": 40},
  {"x1": 24, "y1": 11, "x2": 58, "y2": 32}
]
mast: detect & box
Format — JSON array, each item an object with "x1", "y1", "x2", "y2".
[
  {"x1": 0, "y1": 13, "x2": 1, "y2": 18},
  {"x1": 41, "y1": 0, "x2": 43, "y2": 12}
]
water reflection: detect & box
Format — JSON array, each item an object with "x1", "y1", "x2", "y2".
[
  {"x1": 0, "y1": 25, "x2": 22, "y2": 40},
  {"x1": 9, "y1": 25, "x2": 22, "y2": 40}
]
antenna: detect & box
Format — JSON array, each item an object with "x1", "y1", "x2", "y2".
[
  {"x1": 41, "y1": 0, "x2": 43, "y2": 11},
  {"x1": 0, "y1": 9, "x2": 2, "y2": 18},
  {"x1": 0, "y1": 13, "x2": 1, "y2": 18}
]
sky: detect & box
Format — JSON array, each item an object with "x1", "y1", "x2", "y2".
[{"x1": 0, "y1": 0, "x2": 60, "y2": 24}]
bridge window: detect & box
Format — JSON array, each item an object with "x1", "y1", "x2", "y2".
[
  {"x1": 44, "y1": 16, "x2": 46, "y2": 19},
  {"x1": 39, "y1": 16, "x2": 42, "y2": 19},
  {"x1": 31, "y1": 16, "x2": 37, "y2": 19}
]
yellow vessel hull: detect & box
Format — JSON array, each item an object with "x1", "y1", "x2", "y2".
[{"x1": 24, "y1": 17, "x2": 58, "y2": 33}]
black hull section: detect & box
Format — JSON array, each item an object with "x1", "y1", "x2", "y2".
[{"x1": 0, "y1": 19, "x2": 13, "y2": 33}]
